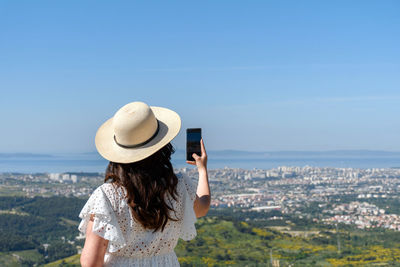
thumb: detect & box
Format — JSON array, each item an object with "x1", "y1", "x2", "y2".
[{"x1": 192, "y1": 153, "x2": 200, "y2": 160}]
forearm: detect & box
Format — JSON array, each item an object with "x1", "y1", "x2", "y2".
[
  {"x1": 196, "y1": 167, "x2": 211, "y2": 214},
  {"x1": 197, "y1": 167, "x2": 210, "y2": 197},
  {"x1": 190, "y1": 138, "x2": 210, "y2": 217}
]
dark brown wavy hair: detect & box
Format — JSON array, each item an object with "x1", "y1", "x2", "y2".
[{"x1": 104, "y1": 143, "x2": 179, "y2": 232}]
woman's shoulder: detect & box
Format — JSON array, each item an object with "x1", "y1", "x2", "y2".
[
  {"x1": 99, "y1": 182, "x2": 119, "y2": 193},
  {"x1": 175, "y1": 171, "x2": 197, "y2": 202},
  {"x1": 176, "y1": 172, "x2": 189, "y2": 190},
  {"x1": 176, "y1": 171, "x2": 191, "y2": 182},
  {"x1": 93, "y1": 182, "x2": 125, "y2": 210},
  {"x1": 88, "y1": 182, "x2": 118, "y2": 197}
]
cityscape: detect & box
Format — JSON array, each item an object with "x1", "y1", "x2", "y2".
[{"x1": 2, "y1": 165, "x2": 400, "y2": 233}]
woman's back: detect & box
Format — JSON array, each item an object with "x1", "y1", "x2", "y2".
[
  {"x1": 79, "y1": 102, "x2": 210, "y2": 267},
  {"x1": 79, "y1": 172, "x2": 197, "y2": 266}
]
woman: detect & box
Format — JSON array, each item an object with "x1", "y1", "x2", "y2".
[{"x1": 78, "y1": 101, "x2": 210, "y2": 266}]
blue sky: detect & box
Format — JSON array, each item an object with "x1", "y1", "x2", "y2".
[{"x1": 0, "y1": 0, "x2": 399, "y2": 153}]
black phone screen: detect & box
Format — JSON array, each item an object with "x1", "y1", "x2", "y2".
[{"x1": 186, "y1": 128, "x2": 202, "y2": 161}]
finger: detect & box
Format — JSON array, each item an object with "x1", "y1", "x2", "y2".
[
  {"x1": 200, "y1": 139, "x2": 207, "y2": 156},
  {"x1": 192, "y1": 153, "x2": 200, "y2": 160},
  {"x1": 186, "y1": 161, "x2": 196, "y2": 165}
]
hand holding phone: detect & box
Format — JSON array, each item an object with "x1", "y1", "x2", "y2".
[
  {"x1": 186, "y1": 128, "x2": 207, "y2": 169},
  {"x1": 186, "y1": 128, "x2": 202, "y2": 161},
  {"x1": 186, "y1": 130, "x2": 210, "y2": 218}
]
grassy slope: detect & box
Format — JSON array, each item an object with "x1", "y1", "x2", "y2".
[
  {"x1": 44, "y1": 254, "x2": 81, "y2": 267},
  {"x1": 28, "y1": 217, "x2": 400, "y2": 266},
  {"x1": 0, "y1": 249, "x2": 44, "y2": 267},
  {"x1": 176, "y1": 218, "x2": 273, "y2": 266}
]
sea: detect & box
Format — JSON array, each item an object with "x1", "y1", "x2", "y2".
[{"x1": 1, "y1": 150, "x2": 400, "y2": 173}]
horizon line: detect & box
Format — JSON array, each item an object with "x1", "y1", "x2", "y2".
[{"x1": 2, "y1": 148, "x2": 400, "y2": 156}]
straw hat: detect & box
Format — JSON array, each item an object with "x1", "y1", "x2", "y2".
[{"x1": 95, "y1": 101, "x2": 181, "y2": 163}]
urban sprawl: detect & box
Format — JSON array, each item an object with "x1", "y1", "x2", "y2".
[{"x1": 2, "y1": 166, "x2": 400, "y2": 231}]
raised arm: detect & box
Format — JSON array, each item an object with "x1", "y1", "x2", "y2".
[{"x1": 186, "y1": 139, "x2": 211, "y2": 218}]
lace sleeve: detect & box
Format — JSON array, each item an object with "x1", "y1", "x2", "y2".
[
  {"x1": 78, "y1": 184, "x2": 127, "y2": 252},
  {"x1": 179, "y1": 172, "x2": 197, "y2": 241}
]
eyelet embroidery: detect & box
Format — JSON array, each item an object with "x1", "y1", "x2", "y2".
[{"x1": 78, "y1": 173, "x2": 197, "y2": 259}]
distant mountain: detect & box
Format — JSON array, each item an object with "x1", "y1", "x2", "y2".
[
  {"x1": 2, "y1": 150, "x2": 400, "y2": 160},
  {"x1": 0, "y1": 153, "x2": 54, "y2": 159},
  {"x1": 173, "y1": 149, "x2": 400, "y2": 159}
]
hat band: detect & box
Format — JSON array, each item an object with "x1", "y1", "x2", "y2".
[{"x1": 113, "y1": 120, "x2": 160, "y2": 149}]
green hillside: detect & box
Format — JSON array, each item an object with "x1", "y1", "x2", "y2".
[
  {"x1": 176, "y1": 217, "x2": 400, "y2": 266},
  {"x1": 2, "y1": 196, "x2": 400, "y2": 266},
  {"x1": 0, "y1": 249, "x2": 44, "y2": 267},
  {"x1": 43, "y1": 254, "x2": 80, "y2": 267},
  {"x1": 45, "y1": 217, "x2": 400, "y2": 267}
]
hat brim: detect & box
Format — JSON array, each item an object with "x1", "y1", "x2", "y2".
[{"x1": 95, "y1": 106, "x2": 181, "y2": 163}]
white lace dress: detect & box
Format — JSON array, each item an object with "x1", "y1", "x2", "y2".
[{"x1": 78, "y1": 173, "x2": 197, "y2": 266}]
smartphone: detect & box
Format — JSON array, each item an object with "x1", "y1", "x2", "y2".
[{"x1": 186, "y1": 128, "x2": 202, "y2": 161}]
